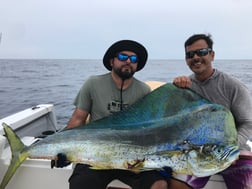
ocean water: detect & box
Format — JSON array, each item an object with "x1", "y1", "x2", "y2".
[{"x1": 0, "y1": 59, "x2": 252, "y2": 127}]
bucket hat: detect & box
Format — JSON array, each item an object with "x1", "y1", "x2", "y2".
[{"x1": 103, "y1": 40, "x2": 148, "y2": 71}]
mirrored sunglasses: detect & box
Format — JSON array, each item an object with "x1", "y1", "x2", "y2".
[
  {"x1": 186, "y1": 48, "x2": 212, "y2": 59},
  {"x1": 116, "y1": 53, "x2": 138, "y2": 63}
]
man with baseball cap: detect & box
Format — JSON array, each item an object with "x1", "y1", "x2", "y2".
[{"x1": 56, "y1": 40, "x2": 169, "y2": 189}]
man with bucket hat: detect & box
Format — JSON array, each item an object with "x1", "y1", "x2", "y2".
[
  {"x1": 53, "y1": 40, "x2": 169, "y2": 189},
  {"x1": 67, "y1": 40, "x2": 150, "y2": 123}
]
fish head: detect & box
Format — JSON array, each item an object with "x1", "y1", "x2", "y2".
[{"x1": 186, "y1": 143, "x2": 240, "y2": 177}]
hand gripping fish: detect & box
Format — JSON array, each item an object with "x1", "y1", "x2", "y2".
[{"x1": 0, "y1": 83, "x2": 239, "y2": 189}]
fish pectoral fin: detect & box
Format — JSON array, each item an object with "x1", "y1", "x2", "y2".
[{"x1": 123, "y1": 158, "x2": 145, "y2": 170}]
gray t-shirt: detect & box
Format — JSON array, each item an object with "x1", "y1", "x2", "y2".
[
  {"x1": 189, "y1": 69, "x2": 252, "y2": 151},
  {"x1": 74, "y1": 73, "x2": 151, "y2": 122}
]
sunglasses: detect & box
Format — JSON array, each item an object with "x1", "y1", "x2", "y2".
[
  {"x1": 185, "y1": 48, "x2": 212, "y2": 59},
  {"x1": 116, "y1": 53, "x2": 138, "y2": 63}
]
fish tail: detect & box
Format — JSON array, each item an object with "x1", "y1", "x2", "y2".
[{"x1": 0, "y1": 123, "x2": 28, "y2": 189}]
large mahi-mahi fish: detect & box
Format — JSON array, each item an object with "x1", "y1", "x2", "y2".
[{"x1": 0, "y1": 83, "x2": 239, "y2": 189}]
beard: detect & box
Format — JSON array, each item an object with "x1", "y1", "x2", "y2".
[{"x1": 114, "y1": 66, "x2": 135, "y2": 80}]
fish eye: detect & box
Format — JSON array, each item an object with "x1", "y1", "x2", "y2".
[
  {"x1": 212, "y1": 146, "x2": 223, "y2": 156},
  {"x1": 214, "y1": 147, "x2": 223, "y2": 153}
]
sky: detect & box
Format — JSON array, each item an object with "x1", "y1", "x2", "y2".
[{"x1": 0, "y1": 0, "x2": 251, "y2": 59}]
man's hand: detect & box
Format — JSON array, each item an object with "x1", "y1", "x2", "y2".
[
  {"x1": 173, "y1": 76, "x2": 191, "y2": 88},
  {"x1": 51, "y1": 153, "x2": 71, "y2": 168}
]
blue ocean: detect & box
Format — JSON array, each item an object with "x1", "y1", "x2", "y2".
[{"x1": 0, "y1": 59, "x2": 252, "y2": 127}]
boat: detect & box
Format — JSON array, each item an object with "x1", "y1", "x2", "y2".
[{"x1": 1, "y1": 82, "x2": 251, "y2": 189}]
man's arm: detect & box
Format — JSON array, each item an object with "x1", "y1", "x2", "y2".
[{"x1": 66, "y1": 108, "x2": 89, "y2": 129}]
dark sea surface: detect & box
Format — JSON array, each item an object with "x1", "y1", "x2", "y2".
[{"x1": 1, "y1": 59, "x2": 252, "y2": 127}]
